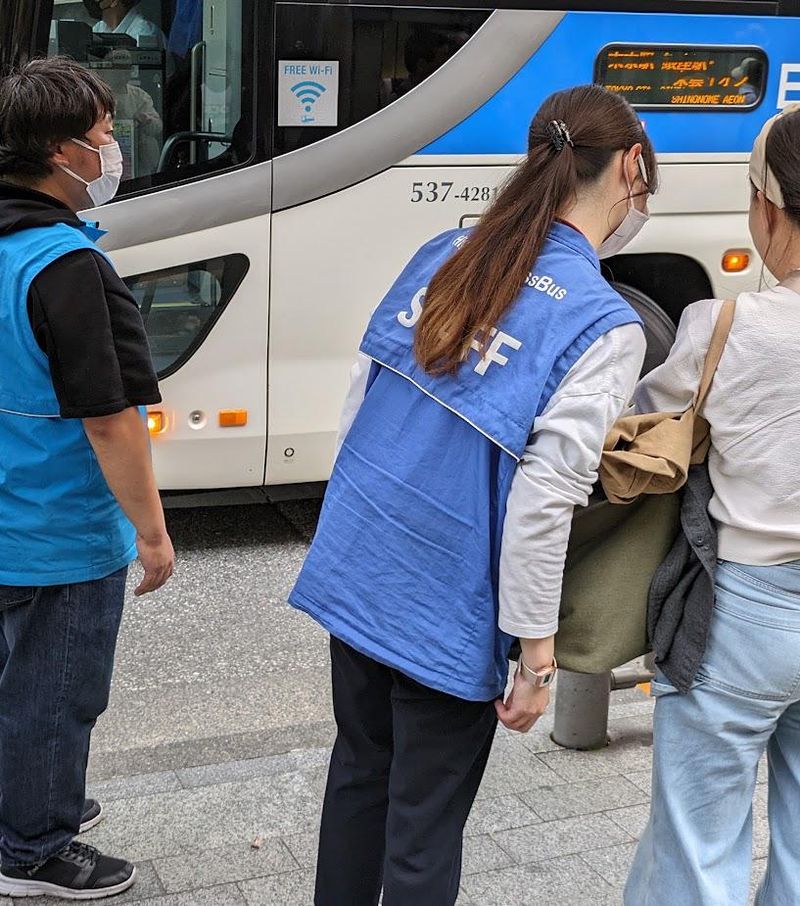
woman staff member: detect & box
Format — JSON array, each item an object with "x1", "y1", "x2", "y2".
[
  {"x1": 626, "y1": 106, "x2": 800, "y2": 906},
  {"x1": 290, "y1": 85, "x2": 655, "y2": 906}
]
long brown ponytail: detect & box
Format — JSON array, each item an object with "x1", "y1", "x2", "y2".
[{"x1": 414, "y1": 85, "x2": 657, "y2": 375}]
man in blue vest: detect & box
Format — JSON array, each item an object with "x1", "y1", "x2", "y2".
[{"x1": 0, "y1": 57, "x2": 174, "y2": 899}]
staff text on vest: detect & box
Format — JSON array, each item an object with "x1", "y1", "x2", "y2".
[{"x1": 396, "y1": 287, "x2": 523, "y2": 376}]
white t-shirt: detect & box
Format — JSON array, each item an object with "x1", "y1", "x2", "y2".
[
  {"x1": 635, "y1": 283, "x2": 800, "y2": 566},
  {"x1": 93, "y1": 8, "x2": 165, "y2": 49}
]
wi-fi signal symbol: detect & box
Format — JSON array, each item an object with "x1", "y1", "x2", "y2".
[{"x1": 291, "y1": 80, "x2": 327, "y2": 113}]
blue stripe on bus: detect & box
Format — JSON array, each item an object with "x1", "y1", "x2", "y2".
[{"x1": 419, "y1": 11, "x2": 800, "y2": 155}]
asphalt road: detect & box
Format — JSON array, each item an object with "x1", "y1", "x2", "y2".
[{"x1": 89, "y1": 499, "x2": 332, "y2": 782}]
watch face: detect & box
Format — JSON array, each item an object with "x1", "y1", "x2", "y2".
[{"x1": 539, "y1": 670, "x2": 556, "y2": 687}]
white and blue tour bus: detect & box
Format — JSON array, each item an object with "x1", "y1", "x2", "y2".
[{"x1": 3, "y1": 0, "x2": 800, "y2": 500}]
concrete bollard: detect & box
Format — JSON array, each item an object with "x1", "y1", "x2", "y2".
[
  {"x1": 552, "y1": 658, "x2": 655, "y2": 750},
  {"x1": 551, "y1": 669, "x2": 612, "y2": 750}
]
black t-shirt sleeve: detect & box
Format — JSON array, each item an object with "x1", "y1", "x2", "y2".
[{"x1": 27, "y1": 249, "x2": 162, "y2": 419}]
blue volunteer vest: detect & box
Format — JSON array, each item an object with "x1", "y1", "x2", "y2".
[
  {"x1": 0, "y1": 221, "x2": 137, "y2": 585},
  {"x1": 290, "y1": 223, "x2": 643, "y2": 700}
]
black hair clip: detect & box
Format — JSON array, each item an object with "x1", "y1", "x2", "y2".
[{"x1": 546, "y1": 120, "x2": 573, "y2": 152}]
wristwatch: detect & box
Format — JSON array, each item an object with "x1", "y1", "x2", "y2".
[{"x1": 518, "y1": 656, "x2": 558, "y2": 688}]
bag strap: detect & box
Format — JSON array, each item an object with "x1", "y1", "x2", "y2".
[{"x1": 695, "y1": 299, "x2": 735, "y2": 413}]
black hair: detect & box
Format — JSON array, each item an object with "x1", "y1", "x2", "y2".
[{"x1": 0, "y1": 56, "x2": 115, "y2": 182}]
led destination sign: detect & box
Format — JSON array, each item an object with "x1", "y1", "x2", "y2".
[{"x1": 595, "y1": 45, "x2": 767, "y2": 110}]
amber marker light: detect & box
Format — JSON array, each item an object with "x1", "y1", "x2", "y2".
[
  {"x1": 147, "y1": 411, "x2": 165, "y2": 434},
  {"x1": 722, "y1": 250, "x2": 750, "y2": 273},
  {"x1": 219, "y1": 409, "x2": 248, "y2": 428}
]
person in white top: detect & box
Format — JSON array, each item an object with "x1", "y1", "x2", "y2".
[
  {"x1": 625, "y1": 105, "x2": 800, "y2": 906},
  {"x1": 88, "y1": 0, "x2": 166, "y2": 50}
]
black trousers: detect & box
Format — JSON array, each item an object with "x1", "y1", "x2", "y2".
[{"x1": 315, "y1": 637, "x2": 498, "y2": 906}]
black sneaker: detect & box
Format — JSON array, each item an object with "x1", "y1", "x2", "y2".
[
  {"x1": 0, "y1": 841, "x2": 135, "y2": 900},
  {"x1": 79, "y1": 800, "x2": 104, "y2": 834}
]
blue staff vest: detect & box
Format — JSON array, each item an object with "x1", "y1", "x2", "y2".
[
  {"x1": 0, "y1": 222, "x2": 137, "y2": 586},
  {"x1": 290, "y1": 222, "x2": 643, "y2": 700}
]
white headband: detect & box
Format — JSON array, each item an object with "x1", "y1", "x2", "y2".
[{"x1": 750, "y1": 103, "x2": 800, "y2": 208}]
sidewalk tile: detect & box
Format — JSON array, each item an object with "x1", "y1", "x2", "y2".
[
  {"x1": 507, "y1": 716, "x2": 562, "y2": 756},
  {"x1": 608, "y1": 700, "x2": 655, "y2": 720},
  {"x1": 626, "y1": 770, "x2": 652, "y2": 796},
  {"x1": 537, "y1": 740, "x2": 653, "y2": 783},
  {"x1": 750, "y1": 858, "x2": 767, "y2": 903},
  {"x1": 282, "y1": 831, "x2": 318, "y2": 869},
  {"x1": 494, "y1": 813, "x2": 632, "y2": 864},
  {"x1": 82, "y1": 770, "x2": 324, "y2": 860},
  {"x1": 175, "y1": 748, "x2": 330, "y2": 790},
  {"x1": 607, "y1": 716, "x2": 654, "y2": 745},
  {"x1": 462, "y1": 834, "x2": 515, "y2": 875},
  {"x1": 175, "y1": 754, "x2": 296, "y2": 789},
  {"x1": 81, "y1": 796, "x2": 188, "y2": 860},
  {"x1": 605, "y1": 805, "x2": 651, "y2": 840},
  {"x1": 462, "y1": 855, "x2": 618, "y2": 905},
  {"x1": 477, "y1": 740, "x2": 562, "y2": 799},
  {"x1": 465, "y1": 796, "x2": 540, "y2": 836},
  {"x1": 609, "y1": 687, "x2": 652, "y2": 705},
  {"x1": 520, "y1": 776, "x2": 647, "y2": 822},
  {"x1": 239, "y1": 870, "x2": 315, "y2": 905},
  {"x1": 88, "y1": 771, "x2": 182, "y2": 803},
  {"x1": 153, "y1": 839, "x2": 296, "y2": 892},
  {"x1": 89, "y1": 721, "x2": 336, "y2": 782},
  {"x1": 143, "y1": 885, "x2": 248, "y2": 905},
  {"x1": 580, "y1": 842, "x2": 638, "y2": 888},
  {"x1": 753, "y1": 785, "x2": 769, "y2": 860},
  {"x1": 122, "y1": 862, "x2": 167, "y2": 902}
]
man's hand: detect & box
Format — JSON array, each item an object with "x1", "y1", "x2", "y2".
[
  {"x1": 135, "y1": 531, "x2": 175, "y2": 596},
  {"x1": 495, "y1": 668, "x2": 551, "y2": 733}
]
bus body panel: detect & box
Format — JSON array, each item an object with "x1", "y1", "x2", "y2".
[
  {"x1": 27, "y1": 4, "x2": 800, "y2": 492},
  {"x1": 266, "y1": 159, "x2": 754, "y2": 485},
  {"x1": 109, "y1": 214, "x2": 270, "y2": 489},
  {"x1": 421, "y1": 11, "x2": 800, "y2": 157}
]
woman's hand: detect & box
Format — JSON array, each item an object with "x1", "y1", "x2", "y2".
[
  {"x1": 496, "y1": 635, "x2": 555, "y2": 732},
  {"x1": 495, "y1": 668, "x2": 551, "y2": 733}
]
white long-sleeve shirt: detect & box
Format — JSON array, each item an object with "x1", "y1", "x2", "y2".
[
  {"x1": 337, "y1": 323, "x2": 646, "y2": 638},
  {"x1": 634, "y1": 285, "x2": 800, "y2": 565},
  {"x1": 93, "y1": 9, "x2": 166, "y2": 49}
]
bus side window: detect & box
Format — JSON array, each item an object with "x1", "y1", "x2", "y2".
[
  {"x1": 47, "y1": 0, "x2": 253, "y2": 198},
  {"x1": 125, "y1": 254, "x2": 250, "y2": 377},
  {"x1": 274, "y1": 5, "x2": 490, "y2": 157}
]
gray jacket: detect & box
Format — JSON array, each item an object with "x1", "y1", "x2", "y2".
[{"x1": 647, "y1": 463, "x2": 717, "y2": 693}]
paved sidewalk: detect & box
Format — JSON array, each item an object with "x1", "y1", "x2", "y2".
[{"x1": 0, "y1": 686, "x2": 770, "y2": 906}]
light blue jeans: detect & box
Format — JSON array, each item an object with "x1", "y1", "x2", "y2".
[{"x1": 625, "y1": 559, "x2": 800, "y2": 906}]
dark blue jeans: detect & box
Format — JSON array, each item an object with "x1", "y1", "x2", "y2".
[{"x1": 0, "y1": 567, "x2": 127, "y2": 867}]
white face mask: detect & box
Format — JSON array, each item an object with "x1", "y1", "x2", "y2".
[
  {"x1": 597, "y1": 155, "x2": 650, "y2": 259},
  {"x1": 60, "y1": 138, "x2": 123, "y2": 207}
]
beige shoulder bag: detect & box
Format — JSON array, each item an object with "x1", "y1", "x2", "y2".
[{"x1": 600, "y1": 299, "x2": 735, "y2": 505}]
